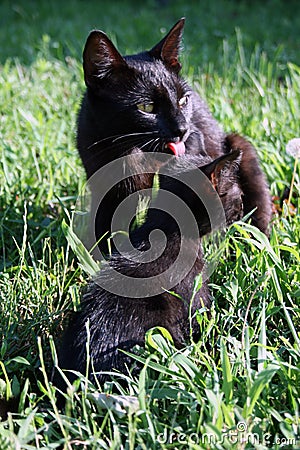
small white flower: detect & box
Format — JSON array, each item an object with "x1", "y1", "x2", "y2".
[{"x1": 286, "y1": 138, "x2": 300, "y2": 158}]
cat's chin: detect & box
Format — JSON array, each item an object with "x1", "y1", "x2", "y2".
[{"x1": 165, "y1": 141, "x2": 185, "y2": 156}]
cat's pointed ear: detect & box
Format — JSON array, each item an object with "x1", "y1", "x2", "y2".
[
  {"x1": 83, "y1": 30, "x2": 127, "y2": 87},
  {"x1": 149, "y1": 18, "x2": 185, "y2": 72},
  {"x1": 201, "y1": 150, "x2": 241, "y2": 189}
]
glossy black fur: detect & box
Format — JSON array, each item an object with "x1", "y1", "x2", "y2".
[
  {"x1": 77, "y1": 18, "x2": 271, "y2": 255},
  {"x1": 57, "y1": 152, "x2": 243, "y2": 386},
  {"x1": 56, "y1": 20, "x2": 272, "y2": 389}
]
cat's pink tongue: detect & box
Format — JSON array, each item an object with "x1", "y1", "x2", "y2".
[{"x1": 166, "y1": 141, "x2": 185, "y2": 156}]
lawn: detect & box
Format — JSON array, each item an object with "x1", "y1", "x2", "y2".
[{"x1": 0, "y1": 0, "x2": 299, "y2": 448}]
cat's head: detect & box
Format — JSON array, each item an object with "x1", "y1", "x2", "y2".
[{"x1": 78, "y1": 19, "x2": 195, "y2": 169}]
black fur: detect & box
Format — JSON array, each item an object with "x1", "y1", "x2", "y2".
[
  {"x1": 55, "y1": 19, "x2": 271, "y2": 389},
  {"x1": 77, "y1": 18, "x2": 271, "y2": 255},
  {"x1": 56, "y1": 152, "x2": 243, "y2": 386}
]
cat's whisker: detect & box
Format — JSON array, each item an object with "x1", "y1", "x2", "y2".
[
  {"x1": 148, "y1": 138, "x2": 161, "y2": 153},
  {"x1": 151, "y1": 140, "x2": 162, "y2": 153},
  {"x1": 88, "y1": 134, "x2": 144, "y2": 150},
  {"x1": 87, "y1": 135, "x2": 125, "y2": 150},
  {"x1": 138, "y1": 138, "x2": 159, "y2": 152},
  {"x1": 115, "y1": 136, "x2": 156, "y2": 154},
  {"x1": 85, "y1": 136, "x2": 162, "y2": 167},
  {"x1": 112, "y1": 131, "x2": 159, "y2": 143},
  {"x1": 88, "y1": 132, "x2": 159, "y2": 152}
]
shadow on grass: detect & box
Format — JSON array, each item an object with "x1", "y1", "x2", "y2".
[{"x1": 0, "y1": 0, "x2": 299, "y2": 68}]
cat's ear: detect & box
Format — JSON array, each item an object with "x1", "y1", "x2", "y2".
[
  {"x1": 83, "y1": 30, "x2": 127, "y2": 87},
  {"x1": 201, "y1": 150, "x2": 241, "y2": 189},
  {"x1": 149, "y1": 18, "x2": 185, "y2": 73}
]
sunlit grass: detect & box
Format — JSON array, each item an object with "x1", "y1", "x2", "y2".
[{"x1": 0, "y1": 1, "x2": 299, "y2": 448}]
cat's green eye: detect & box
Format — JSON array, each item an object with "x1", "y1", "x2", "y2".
[
  {"x1": 137, "y1": 103, "x2": 154, "y2": 113},
  {"x1": 178, "y1": 96, "x2": 188, "y2": 108}
]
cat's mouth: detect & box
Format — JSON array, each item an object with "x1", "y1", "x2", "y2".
[{"x1": 164, "y1": 141, "x2": 185, "y2": 156}]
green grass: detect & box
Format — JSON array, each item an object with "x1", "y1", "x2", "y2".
[{"x1": 0, "y1": 0, "x2": 299, "y2": 448}]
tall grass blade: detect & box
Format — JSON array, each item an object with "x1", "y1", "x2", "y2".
[
  {"x1": 221, "y1": 339, "x2": 233, "y2": 403},
  {"x1": 61, "y1": 219, "x2": 100, "y2": 276}
]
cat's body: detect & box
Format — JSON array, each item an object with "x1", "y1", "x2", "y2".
[
  {"x1": 56, "y1": 19, "x2": 271, "y2": 388},
  {"x1": 58, "y1": 238, "x2": 209, "y2": 384},
  {"x1": 77, "y1": 18, "x2": 271, "y2": 255},
  {"x1": 57, "y1": 151, "x2": 243, "y2": 385}
]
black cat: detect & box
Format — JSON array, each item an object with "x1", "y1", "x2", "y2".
[
  {"x1": 57, "y1": 150, "x2": 243, "y2": 386},
  {"x1": 55, "y1": 19, "x2": 271, "y2": 390},
  {"x1": 77, "y1": 18, "x2": 271, "y2": 256}
]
